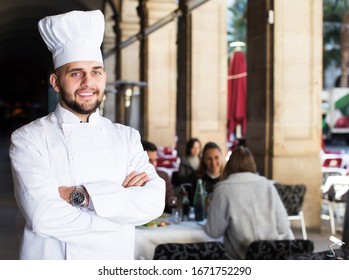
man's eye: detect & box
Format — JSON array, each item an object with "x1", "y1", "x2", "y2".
[
  {"x1": 71, "y1": 72, "x2": 81, "y2": 77},
  {"x1": 93, "y1": 71, "x2": 102, "y2": 75}
]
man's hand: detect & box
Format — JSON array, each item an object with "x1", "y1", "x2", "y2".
[
  {"x1": 122, "y1": 171, "x2": 149, "y2": 188},
  {"x1": 58, "y1": 186, "x2": 75, "y2": 203}
]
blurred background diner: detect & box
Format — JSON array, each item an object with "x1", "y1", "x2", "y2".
[
  {"x1": 141, "y1": 140, "x2": 175, "y2": 214},
  {"x1": 172, "y1": 137, "x2": 202, "y2": 187},
  {"x1": 204, "y1": 146, "x2": 294, "y2": 259},
  {"x1": 180, "y1": 141, "x2": 224, "y2": 206}
]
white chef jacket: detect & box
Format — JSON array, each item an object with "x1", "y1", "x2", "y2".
[{"x1": 9, "y1": 104, "x2": 165, "y2": 260}]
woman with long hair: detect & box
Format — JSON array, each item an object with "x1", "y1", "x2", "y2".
[
  {"x1": 185, "y1": 141, "x2": 224, "y2": 205},
  {"x1": 172, "y1": 138, "x2": 202, "y2": 187}
]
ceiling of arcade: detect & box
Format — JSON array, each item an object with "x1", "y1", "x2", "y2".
[
  {"x1": 0, "y1": 0, "x2": 207, "y2": 131},
  {"x1": 0, "y1": 0, "x2": 179, "y2": 70},
  {"x1": 0, "y1": 0, "x2": 176, "y2": 104},
  {"x1": 0, "y1": 0, "x2": 104, "y2": 65},
  {"x1": 0, "y1": 0, "x2": 104, "y2": 106}
]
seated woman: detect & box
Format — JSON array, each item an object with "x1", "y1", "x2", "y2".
[
  {"x1": 172, "y1": 137, "x2": 201, "y2": 187},
  {"x1": 204, "y1": 146, "x2": 294, "y2": 260},
  {"x1": 184, "y1": 141, "x2": 224, "y2": 205}
]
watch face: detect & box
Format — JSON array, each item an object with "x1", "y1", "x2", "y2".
[{"x1": 71, "y1": 191, "x2": 85, "y2": 206}]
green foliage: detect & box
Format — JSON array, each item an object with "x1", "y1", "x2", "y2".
[
  {"x1": 227, "y1": 0, "x2": 247, "y2": 56},
  {"x1": 323, "y1": 0, "x2": 349, "y2": 69},
  {"x1": 226, "y1": 0, "x2": 349, "y2": 83}
]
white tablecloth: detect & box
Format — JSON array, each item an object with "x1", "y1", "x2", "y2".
[{"x1": 134, "y1": 221, "x2": 222, "y2": 260}]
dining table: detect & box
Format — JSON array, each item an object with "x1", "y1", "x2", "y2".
[{"x1": 134, "y1": 216, "x2": 223, "y2": 260}]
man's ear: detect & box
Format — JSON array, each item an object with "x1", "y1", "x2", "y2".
[{"x1": 49, "y1": 73, "x2": 60, "y2": 93}]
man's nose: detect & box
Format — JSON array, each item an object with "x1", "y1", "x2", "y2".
[{"x1": 81, "y1": 74, "x2": 92, "y2": 85}]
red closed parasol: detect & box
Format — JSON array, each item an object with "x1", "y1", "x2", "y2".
[{"x1": 227, "y1": 47, "x2": 247, "y2": 142}]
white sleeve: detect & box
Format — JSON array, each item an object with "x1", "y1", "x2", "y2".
[
  {"x1": 9, "y1": 125, "x2": 165, "y2": 248},
  {"x1": 83, "y1": 127, "x2": 165, "y2": 225},
  {"x1": 9, "y1": 128, "x2": 124, "y2": 248}
]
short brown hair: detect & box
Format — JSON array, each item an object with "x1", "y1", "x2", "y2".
[{"x1": 221, "y1": 146, "x2": 257, "y2": 180}]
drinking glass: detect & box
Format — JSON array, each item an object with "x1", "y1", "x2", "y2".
[{"x1": 172, "y1": 208, "x2": 183, "y2": 224}]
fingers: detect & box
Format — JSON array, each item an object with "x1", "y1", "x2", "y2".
[
  {"x1": 122, "y1": 171, "x2": 149, "y2": 188},
  {"x1": 122, "y1": 171, "x2": 136, "y2": 186}
]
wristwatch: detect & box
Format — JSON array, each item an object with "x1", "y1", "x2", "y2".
[{"x1": 69, "y1": 185, "x2": 86, "y2": 207}]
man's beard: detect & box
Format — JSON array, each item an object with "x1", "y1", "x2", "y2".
[{"x1": 60, "y1": 89, "x2": 103, "y2": 115}]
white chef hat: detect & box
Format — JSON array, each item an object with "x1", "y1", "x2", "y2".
[{"x1": 38, "y1": 10, "x2": 105, "y2": 69}]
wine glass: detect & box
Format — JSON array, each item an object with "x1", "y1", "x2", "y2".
[{"x1": 167, "y1": 196, "x2": 178, "y2": 210}]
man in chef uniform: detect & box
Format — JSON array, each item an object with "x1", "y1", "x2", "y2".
[{"x1": 9, "y1": 10, "x2": 165, "y2": 260}]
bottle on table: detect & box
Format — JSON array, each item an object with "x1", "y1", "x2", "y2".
[{"x1": 193, "y1": 178, "x2": 206, "y2": 221}]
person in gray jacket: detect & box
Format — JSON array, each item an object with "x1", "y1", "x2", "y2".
[{"x1": 204, "y1": 146, "x2": 294, "y2": 259}]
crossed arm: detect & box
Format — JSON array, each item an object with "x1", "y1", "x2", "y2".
[{"x1": 59, "y1": 171, "x2": 149, "y2": 207}]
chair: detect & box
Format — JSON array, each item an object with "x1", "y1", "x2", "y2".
[
  {"x1": 286, "y1": 248, "x2": 349, "y2": 260},
  {"x1": 245, "y1": 239, "x2": 314, "y2": 260},
  {"x1": 342, "y1": 192, "x2": 349, "y2": 249},
  {"x1": 153, "y1": 241, "x2": 227, "y2": 260},
  {"x1": 321, "y1": 168, "x2": 343, "y2": 186},
  {"x1": 274, "y1": 183, "x2": 307, "y2": 239},
  {"x1": 321, "y1": 175, "x2": 349, "y2": 235}
]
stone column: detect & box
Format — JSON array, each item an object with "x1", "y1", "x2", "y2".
[
  {"x1": 191, "y1": 0, "x2": 227, "y2": 154},
  {"x1": 116, "y1": 0, "x2": 227, "y2": 151},
  {"x1": 103, "y1": 3, "x2": 118, "y2": 122},
  {"x1": 146, "y1": 0, "x2": 178, "y2": 146},
  {"x1": 247, "y1": 0, "x2": 323, "y2": 229}
]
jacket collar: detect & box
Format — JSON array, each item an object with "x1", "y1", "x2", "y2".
[
  {"x1": 226, "y1": 172, "x2": 259, "y2": 183},
  {"x1": 54, "y1": 103, "x2": 101, "y2": 124}
]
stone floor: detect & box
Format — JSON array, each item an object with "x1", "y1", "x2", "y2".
[{"x1": 0, "y1": 133, "x2": 344, "y2": 260}]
